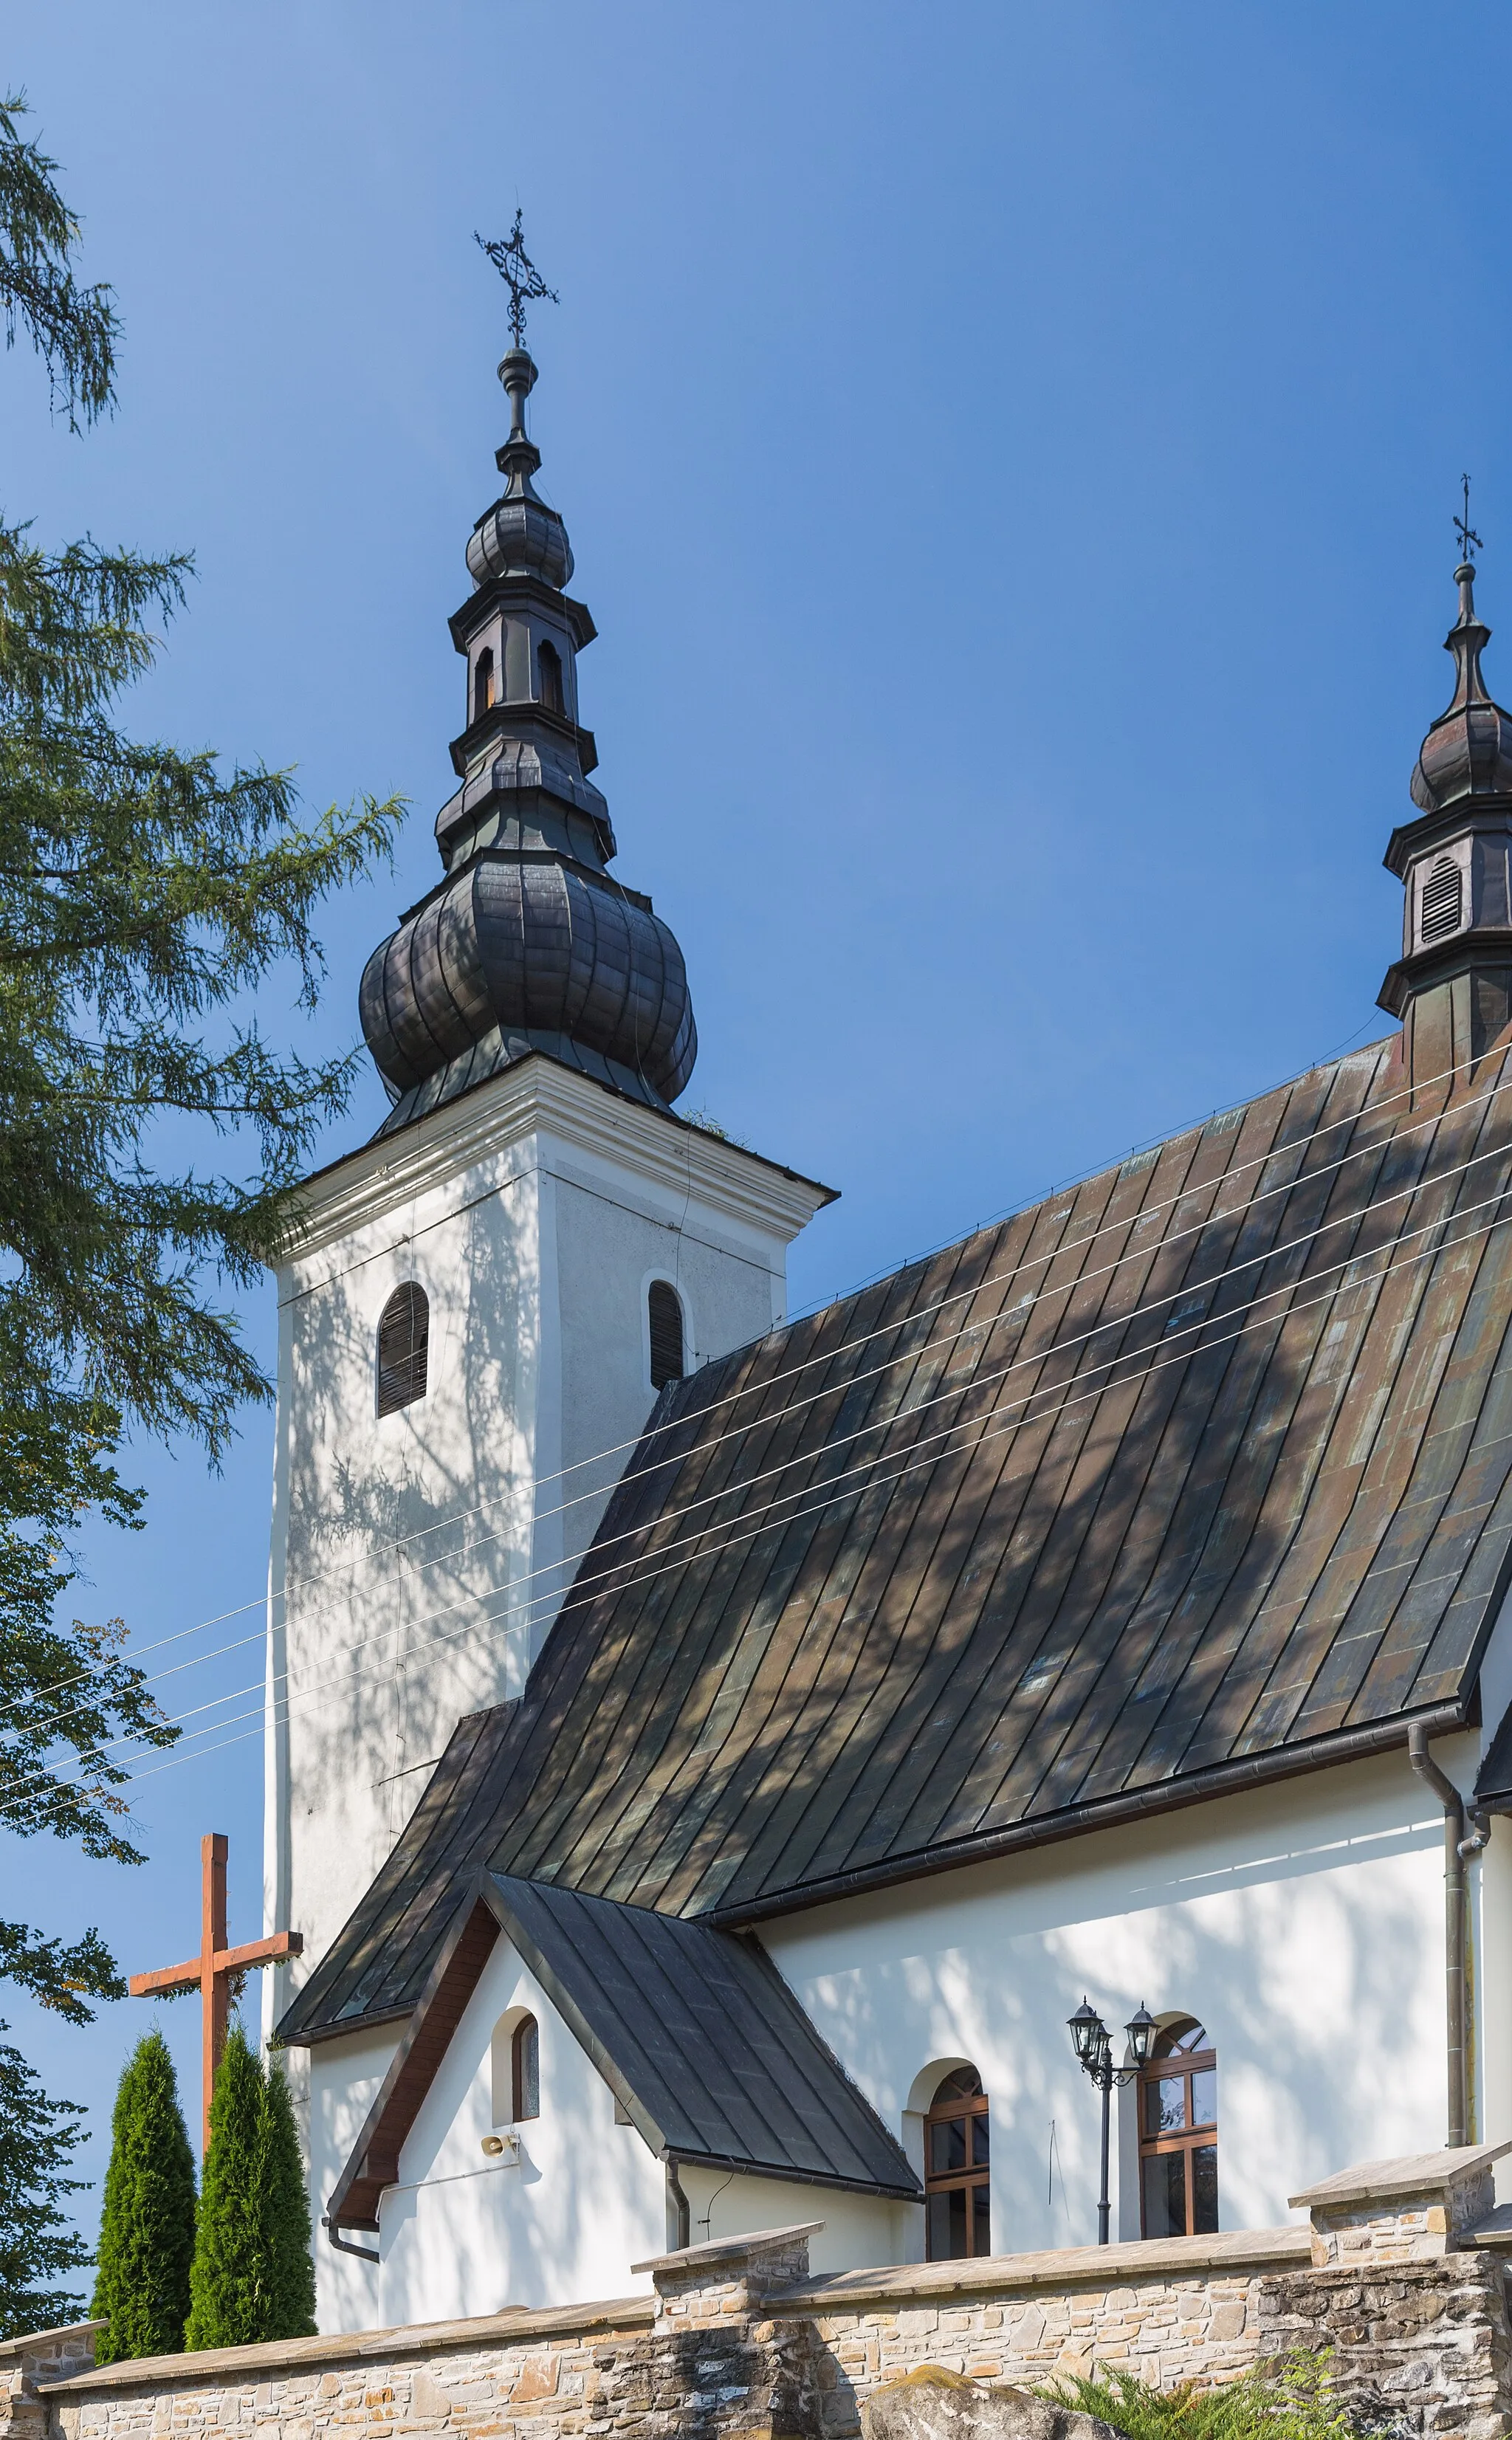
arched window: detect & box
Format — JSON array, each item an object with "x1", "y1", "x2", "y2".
[
  {"x1": 648, "y1": 1279, "x2": 684, "y2": 1389},
  {"x1": 924, "y1": 2065, "x2": 989, "y2": 2260},
  {"x1": 473, "y1": 645, "x2": 495, "y2": 724},
  {"x1": 1420, "y1": 852, "x2": 1465, "y2": 946},
  {"x1": 512, "y1": 2014, "x2": 540, "y2": 2122},
  {"x1": 377, "y1": 1282, "x2": 428, "y2": 1417},
  {"x1": 1138, "y1": 2017, "x2": 1217, "y2": 2237},
  {"x1": 537, "y1": 638, "x2": 564, "y2": 714}
]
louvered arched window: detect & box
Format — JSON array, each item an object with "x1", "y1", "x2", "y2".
[
  {"x1": 537, "y1": 638, "x2": 564, "y2": 714},
  {"x1": 377, "y1": 1283, "x2": 429, "y2": 1417},
  {"x1": 648, "y1": 1280, "x2": 684, "y2": 1390},
  {"x1": 473, "y1": 646, "x2": 495, "y2": 724},
  {"x1": 1420, "y1": 853, "x2": 1465, "y2": 945}
]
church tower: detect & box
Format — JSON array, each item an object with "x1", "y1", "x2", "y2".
[
  {"x1": 1379, "y1": 549, "x2": 1512, "y2": 1085},
  {"x1": 262, "y1": 309, "x2": 832, "y2": 2023}
]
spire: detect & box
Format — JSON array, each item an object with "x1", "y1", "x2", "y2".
[
  {"x1": 1409, "y1": 553, "x2": 1512, "y2": 813},
  {"x1": 356, "y1": 252, "x2": 696, "y2": 1138},
  {"x1": 1380, "y1": 534, "x2": 1512, "y2": 1082}
]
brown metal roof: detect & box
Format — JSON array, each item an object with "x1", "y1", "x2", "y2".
[{"x1": 282, "y1": 1028, "x2": 1512, "y2": 2044}]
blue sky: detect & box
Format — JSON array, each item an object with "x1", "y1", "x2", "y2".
[{"x1": 2, "y1": 0, "x2": 1508, "y2": 2239}]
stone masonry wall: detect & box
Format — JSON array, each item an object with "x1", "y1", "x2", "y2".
[{"x1": 16, "y1": 2151, "x2": 1512, "y2": 2440}]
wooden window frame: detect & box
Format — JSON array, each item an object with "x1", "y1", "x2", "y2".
[
  {"x1": 1137, "y1": 2033, "x2": 1217, "y2": 2237},
  {"x1": 923, "y1": 2074, "x2": 990, "y2": 2260},
  {"x1": 512, "y1": 2013, "x2": 539, "y2": 2123}
]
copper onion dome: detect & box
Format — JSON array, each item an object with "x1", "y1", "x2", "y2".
[
  {"x1": 1410, "y1": 560, "x2": 1512, "y2": 811},
  {"x1": 359, "y1": 339, "x2": 696, "y2": 1135}
]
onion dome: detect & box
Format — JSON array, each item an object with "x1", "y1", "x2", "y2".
[
  {"x1": 360, "y1": 341, "x2": 697, "y2": 1136},
  {"x1": 1411, "y1": 560, "x2": 1512, "y2": 811}
]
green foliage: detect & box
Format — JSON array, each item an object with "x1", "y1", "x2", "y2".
[
  {"x1": 1041, "y1": 2354, "x2": 1358, "y2": 2440},
  {"x1": 90, "y1": 2031, "x2": 196, "y2": 2362},
  {"x1": 258, "y1": 2063, "x2": 317, "y2": 2340},
  {"x1": 0, "y1": 94, "x2": 117, "y2": 430},
  {"x1": 185, "y1": 2025, "x2": 263, "y2": 2351},
  {"x1": 186, "y1": 2029, "x2": 317, "y2": 2349},
  {"x1": 0, "y1": 96, "x2": 400, "y2": 2024},
  {"x1": 0, "y1": 2021, "x2": 89, "y2": 2337}
]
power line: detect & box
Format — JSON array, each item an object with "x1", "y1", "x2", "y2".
[
  {"x1": 15, "y1": 1030, "x2": 1494, "y2": 1759},
  {"x1": 24, "y1": 1155, "x2": 1512, "y2": 1832},
  {"x1": 18, "y1": 1072, "x2": 1505, "y2": 1791}
]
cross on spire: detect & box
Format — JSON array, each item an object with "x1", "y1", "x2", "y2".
[
  {"x1": 1456, "y1": 472, "x2": 1483, "y2": 568},
  {"x1": 475, "y1": 210, "x2": 560, "y2": 350},
  {"x1": 128, "y1": 1832, "x2": 301, "y2": 2156}
]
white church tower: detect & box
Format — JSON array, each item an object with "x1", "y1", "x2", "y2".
[{"x1": 262, "y1": 305, "x2": 832, "y2": 2024}]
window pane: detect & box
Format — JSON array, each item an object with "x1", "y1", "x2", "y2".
[
  {"x1": 930, "y1": 2116, "x2": 968, "y2": 2173},
  {"x1": 1146, "y1": 2075, "x2": 1186, "y2": 2135},
  {"x1": 972, "y1": 2180, "x2": 991, "y2": 2257},
  {"x1": 1192, "y1": 2144, "x2": 1218, "y2": 2234},
  {"x1": 514, "y1": 2018, "x2": 539, "y2": 2121},
  {"x1": 1190, "y1": 2068, "x2": 1217, "y2": 2128},
  {"x1": 927, "y1": 2186, "x2": 969, "y2": 2260},
  {"x1": 972, "y1": 2114, "x2": 990, "y2": 2165},
  {"x1": 1142, "y1": 2147, "x2": 1186, "y2": 2237}
]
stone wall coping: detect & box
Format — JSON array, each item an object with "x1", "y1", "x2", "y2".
[
  {"x1": 632, "y1": 2221, "x2": 825, "y2": 2277},
  {"x1": 1288, "y1": 2140, "x2": 1512, "y2": 2210},
  {"x1": 777, "y1": 2221, "x2": 1313, "y2": 2311},
  {"x1": 0, "y1": 2324, "x2": 103, "y2": 2367},
  {"x1": 36, "y1": 2295, "x2": 653, "y2": 2396},
  {"x1": 1468, "y1": 2203, "x2": 1512, "y2": 2249}
]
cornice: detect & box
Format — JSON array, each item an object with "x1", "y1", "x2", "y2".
[{"x1": 277, "y1": 1054, "x2": 836, "y2": 1268}]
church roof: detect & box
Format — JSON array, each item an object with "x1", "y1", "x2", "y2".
[
  {"x1": 323, "y1": 1871, "x2": 918, "y2": 2233},
  {"x1": 283, "y1": 1026, "x2": 1512, "y2": 2046}
]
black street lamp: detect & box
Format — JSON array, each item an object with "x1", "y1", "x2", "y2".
[{"x1": 1066, "y1": 1999, "x2": 1157, "y2": 2244}]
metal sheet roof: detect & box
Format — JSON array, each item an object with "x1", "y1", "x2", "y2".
[
  {"x1": 483, "y1": 1874, "x2": 918, "y2": 2195},
  {"x1": 284, "y1": 1030, "x2": 1512, "y2": 2044}
]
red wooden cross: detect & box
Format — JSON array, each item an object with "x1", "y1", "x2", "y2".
[{"x1": 128, "y1": 1832, "x2": 302, "y2": 2156}]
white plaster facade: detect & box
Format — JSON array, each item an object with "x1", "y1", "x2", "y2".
[
  {"x1": 300, "y1": 1691, "x2": 1512, "y2": 2337},
  {"x1": 261, "y1": 1056, "x2": 831, "y2": 2050}
]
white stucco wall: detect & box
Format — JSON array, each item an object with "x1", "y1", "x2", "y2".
[
  {"x1": 762, "y1": 1748, "x2": 1458, "y2": 2259},
  {"x1": 377, "y1": 1942, "x2": 665, "y2": 2324},
  {"x1": 263, "y1": 1059, "x2": 830, "y2": 2041},
  {"x1": 304, "y1": 2024, "x2": 398, "y2": 2337},
  {"x1": 300, "y1": 1745, "x2": 1479, "y2": 2334}
]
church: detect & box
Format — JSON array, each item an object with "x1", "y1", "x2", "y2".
[{"x1": 259, "y1": 309, "x2": 1512, "y2": 2339}]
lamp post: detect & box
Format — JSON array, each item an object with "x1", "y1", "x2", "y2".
[{"x1": 1067, "y1": 1999, "x2": 1157, "y2": 2244}]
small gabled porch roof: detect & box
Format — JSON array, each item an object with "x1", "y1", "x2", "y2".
[{"x1": 323, "y1": 1871, "x2": 919, "y2": 2238}]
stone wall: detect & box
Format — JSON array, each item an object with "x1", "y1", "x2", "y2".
[{"x1": 14, "y1": 2148, "x2": 1512, "y2": 2440}]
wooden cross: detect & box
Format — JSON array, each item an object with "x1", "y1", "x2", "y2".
[{"x1": 128, "y1": 1833, "x2": 302, "y2": 2155}]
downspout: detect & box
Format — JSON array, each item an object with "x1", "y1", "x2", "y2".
[
  {"x1": 323, "y1": 2213, "x2": 379, "y2": 2266},
  {"x1": 664, "y1": 2155, "x2": 691, "y2": 2250},
  {"x1": 1409, "y1": 1724, "x2": 1489, "y2": 2147}
]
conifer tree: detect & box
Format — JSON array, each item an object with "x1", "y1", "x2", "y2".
[
  {"x1": 90, "y1": 2031, "x2": 196, "y2": 2362},
  {"x1": 0, "y1": 2025, "x2": 88, "y2": 2337},
  {"x1": 256, "y1": 2063, "x2": 316, "y2": 2340},
  {"x1": 185, "y1": 2025, "x2": 264, "y2": 2351},
  {"x1": 0, "y1": 89, "x2": 400, "y2": 2028}
]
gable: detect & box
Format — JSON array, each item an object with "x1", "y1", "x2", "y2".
[
  {"x1": 323, "y1": 1874, "x2": 917, "y2": 2235},
  {"x1": 286, "y1": 1030, "x2": 1512, "y2": 2044}
]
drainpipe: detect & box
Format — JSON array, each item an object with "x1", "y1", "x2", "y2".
[
  {"x1": 1409, "y1": 1724, "x2": 1489, "y2": 2148},
  {"x1": 323, "y1": 2213, "x2": 379, "y2": 2265},
  {"x1": 664, "y1": 2156, "x2": 691, "y2": 2250}
]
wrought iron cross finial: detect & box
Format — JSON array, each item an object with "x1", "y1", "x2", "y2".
[
  {"x1": 1455, "y1": 472, "x2": 1483, "y2": 567},
  {"x1": 475, "y1": 210, "x2": 560, "y2": 349}
]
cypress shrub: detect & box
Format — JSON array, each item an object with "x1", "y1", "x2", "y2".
[
  {"x1": 185, "y1": 2024, "x2": 264, "y2": 2349},
  {"x1": 186, "y1": 2027, "x2": 317, "y2": 2348},
  {"x1": 257, "y1": 2062, "x2": 316, "y2": 2339},
  {"x1": 91, "y1": 2031, "x2": 196, "y2": 2362}
]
